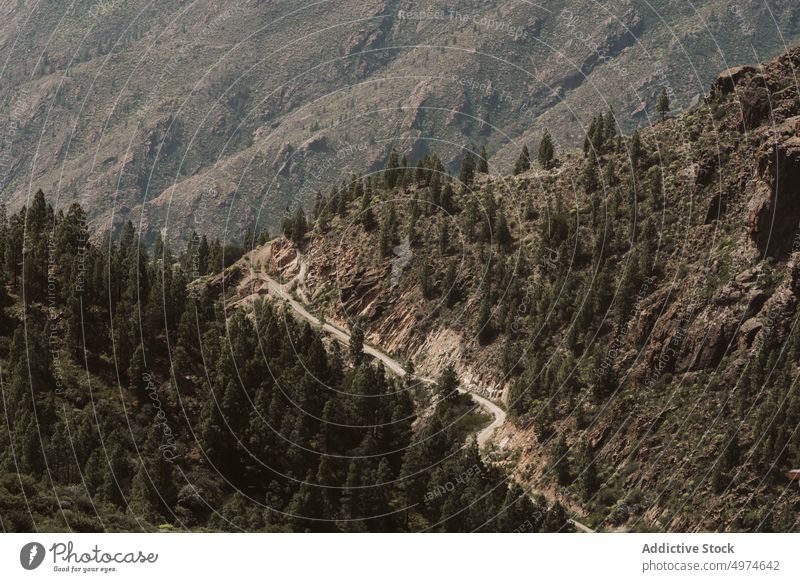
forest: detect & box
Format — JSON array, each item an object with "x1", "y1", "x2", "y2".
[{"x1": 0, "y1": 190, "x2": 568, "y2": 532}]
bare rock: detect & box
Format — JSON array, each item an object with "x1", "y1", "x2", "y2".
[
  {"x1": 739, "y1": 318, "x2": 763, "y2": 350},
  {"x1": 747, "y1": 117, "x2": 800, "y2": 257},
  {"x1": 711, "y1": 65, "x2": 757, "y2": 96}
]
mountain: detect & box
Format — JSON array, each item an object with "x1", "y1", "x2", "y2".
[
  {"x1": 240, "y1": 45, "x2": 800, "y2": 531},
  {"x1": 1, "y1": 0, "x2": 799, "y2": 244},
  {"x1": 2, "y1": 41, "x2": 800, "y2": 533}
]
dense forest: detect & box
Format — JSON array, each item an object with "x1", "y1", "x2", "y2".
[{"x1": 0, "y1": 191, "x2": 569, "y2": 532}]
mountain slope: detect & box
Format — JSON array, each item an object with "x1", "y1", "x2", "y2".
[
  {"x1": 249, "y1": 45, "x2": 800, "y2": 531},
  {"x1": 1, "y1": 0, "x2": 799, "y2": 244}
]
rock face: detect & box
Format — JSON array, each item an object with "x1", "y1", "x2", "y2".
[
  {"x1": 748, "y1": 117, "x2": 800, "y2": 257},
  {"x1": 708, "y1": 50, "x2": 800, "y2": 258},
  {"x1": 262, "y1": 45, "x2": 800, "y2": 531},
  {"x1": 711, "y1": 65, "x2": 758, "y2": 97}
]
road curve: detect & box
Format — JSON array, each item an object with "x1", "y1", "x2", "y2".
[
  {"x1": 251, "y1": 270, "x2": 506, "y2": 446},
  {"x1": 240, "y1": 259, "x2": 593, "y2": 532}
]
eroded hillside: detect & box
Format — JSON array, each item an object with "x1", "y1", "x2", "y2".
[
  {"x1": 238, "y1": 46, "x2": 800, "y2": 531},
  {"x1": 2, "y1": 0, "x2": 800, "y2": 243}
]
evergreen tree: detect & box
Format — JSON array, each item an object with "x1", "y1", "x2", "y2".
[
  {"x1": 583, "y1": 150, "x2": 599, "y2": 194},
  {"x1": 349, "y1": 321, "x2": 365, "y2": 365},
  {"x1": 550, "y1": 433, "x2": 571, "y2": 486},
  {"x1": 476, "y1": 292, "x2": 493, "y2": 344},
  {"x1": 478, "y1": 146, "x2": 489, "y2": 173},
  {"x1": 292, "y1": 207, "x2": 308, "y2": 245},
  {"x1": 436, "y1": 365, "x2": 459, "y2": 402},
  {"x1": 420, "y1": 262, "x2": 434, "y2": 299},
  {"x1": 494, "y1": 209, "x2": 512, "y2": 250},
  {"x1": 378, "y1": 211, "x2": 394, "y2": 258},
  {"x1": 630, "y1": 130, "x2": 643, "y2": 170},
  {"x1": 440, "y1": 182, "x2": 454, "y2": 214},
  {"x1": 513, "y1": 146, "x2": 531, "y2": 175},
  {"x1": 603, "y1": 110, "x2": 617, "y2": 144},
  {"x1": 459, "y1": 151, "x2": 476, "y2": 188},
  {"x1": 577, "y1": 440, "x2": 599, "y2": 502},
  {"x1": 438, "y1": 221, "x2": 449, "y2": 255},
  {"x1": 443, "y1": 260, "x2": 459, "y2": 307},
  {"x1": 197, "y1": 235, "x2": 209, "y2": 276},
  {"x1": 537, "y1": 130, "x2": 554, "y2": 169},
  {"x1": 656, "y1": 88, "x2": 670, "y2": 120},
  {"x1": 385, "y1": 148, "x2": 400, "y2": 188},
  {"x1": 128, "y1": 344, "x2": 147, "y2": 396}
]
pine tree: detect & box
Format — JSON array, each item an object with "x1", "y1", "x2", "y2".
[
  {"x1": 577, "y1": 440, "x2": 599, "y2": 502},
  {"x1": 459, "y1": 151, "x2": 476, "y2": 188},
  {"x1": 0, "y1": 263, "x2": 12, "y2": 313},
  {"x1": 385, "y1": 148, "x2": 400, "y2": 188},
  {"x1": 436, "y1": 365, "x2": 459, "y2": 402},
  {"x1": 583, "y1": 118, "x2": 594, "y2": 155},
  {"x1": 130, "y1": 459, "x2": 159, "y2": 522},
  {"x1": 583, "y1": 150, "x2": 599, "y2": 194},
  {"x1": 22, "y1": 189, "x2": 51, "y2": 303},
  {"x1": 478, "y1": 146, "x2": 489, "y2": 173},
  {"x1": 603, "y1": 110, "x2": 617, "y2": 144},
  {"x1": 438, "y1": 221, "x2": 449, "y2": 255},
  {"x1": 656, "y1": 88, "x2": 670, "y2": 120},
  {"x1": 128, "y1": 344, "x2": 147, "y2": 396},
  {"x1": 443, "y1": 260, "x2": 459, "y2": 307},
  {"x1": 479, "y1": 186, "x2": 496, "y2": 242},
  {"x1": 292, "y1": 207, "x2": 307, "y2": 245},
  {"x1": 476, "y1": 293, "x2": 493, "y2": 344},
  {"x1": 378, "y1": 213, "x2": 394, "y2": 258},
  {"x1": 440, "y1": 182, "x2": 454, "y2": 214},
  {"x1": 359, "y1": 189, "x2": 376, "y2": 231},
  {"x1": 494, "y1": 209, "x2": 512, "y2": 250},
  {"x1": 429, "y1": 172, "x2": 442, "y2": 210},
  {"x1": 513, "y1": 146, "x2": 531, "y2": 175},
  {"x1": 349, "y1": 321, "x2": 365, "y2": 365},
  {"x1": 537, "y1": 130, "x2": 554, "y2": 169},
  {"x1": 630, "y1": 130, "x2": 643, "y2": 171},
  {"x1": 550, "y1": 433, "x2": 571, "y2": 486},
  {"x1": 197, "y1": 235, "x2": 209, "y2": 275},
  {"x1": 420, "y1": 262, "x2": 434, "y2": 299}
]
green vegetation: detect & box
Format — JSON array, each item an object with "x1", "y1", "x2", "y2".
[
  {"x1": 0, "y1": 193, "x2": 566, "y2": 532},
  {"x1": 299, "y1": 82, "x2": 800, "y2": 531}
]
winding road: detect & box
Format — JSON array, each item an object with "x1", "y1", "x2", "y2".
[
  {"x1": 246, "y1": 267, "x2": 507, "y2": 447},
  {"x1": 236, "y1": 256, "x2": 593, "y2": 532}
]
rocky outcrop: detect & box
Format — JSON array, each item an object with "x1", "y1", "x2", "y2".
[
  {"x1": 711, "y1": 65, "x2": 758, "y2": 96},
  {"x1": 748, "y1": 117, "x2": 800, "y2": 256}
]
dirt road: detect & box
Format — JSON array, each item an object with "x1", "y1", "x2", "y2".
[
  {"x1": 251, "y1": 270, "x2": 506, "y2": 446},
  {"x1": 240, "y1": 257, "x2": 593, "y2": 532}
]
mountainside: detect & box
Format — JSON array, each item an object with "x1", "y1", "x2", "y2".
[
  {"x1": 0, "y1": 195, "x2": 568, "y2": 533},
  {"x1": 3, "y1": 40, "x2": 800, "y2": 534},
  {"x1": 1, "y1": 0, "x2": 800, "y2": 244},
  {"x1": 227, "y1": 45, "x2": 800, "y2": 531}
]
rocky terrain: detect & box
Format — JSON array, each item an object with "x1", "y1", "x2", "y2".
[
  {"x1": 2, "y1": 0, "x2": 800, "y2": 244},
  {"x1": 222, "y1": 45, "x2": 800, "y2": 531}
]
